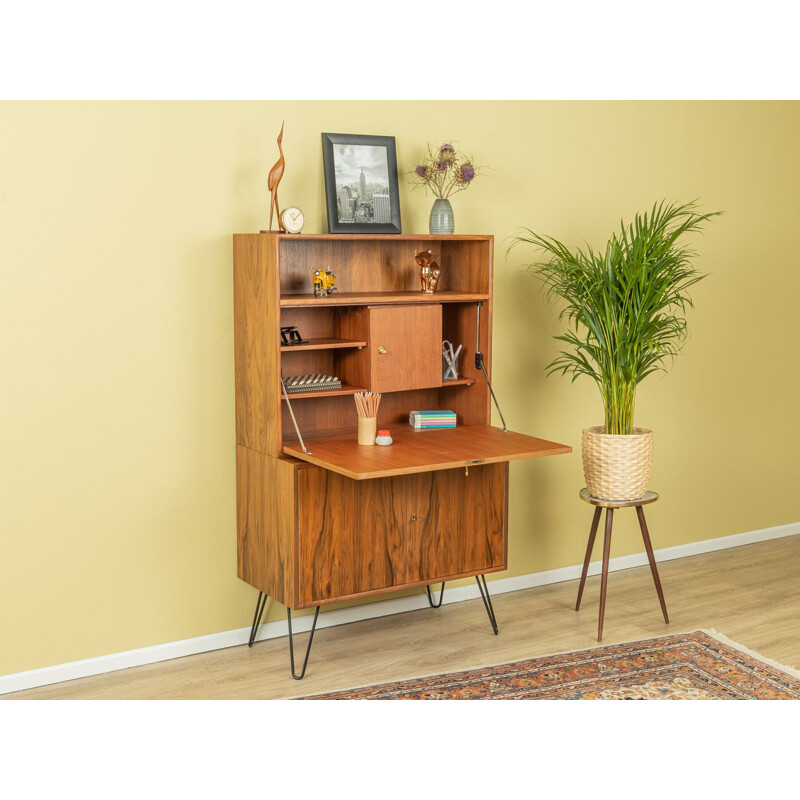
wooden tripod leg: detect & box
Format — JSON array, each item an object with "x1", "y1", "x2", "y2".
[
  {"x1": 636, "y1": 505, "x2": 669, "y2": 624},
  {"x1": 576, "y1": 506, "x2": 602, "y2": 611},
  {"x1": 597, "y1": 508, "x2": 614, "y2": 641}
]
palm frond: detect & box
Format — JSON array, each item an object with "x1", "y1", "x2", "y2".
[{"x1": 512, "y1": 201, "x2": 721, "y2": 434}]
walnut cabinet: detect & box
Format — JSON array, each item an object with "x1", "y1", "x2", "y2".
[{"x1": 233, "y1": 233, "x2": 570, "y2": 667}]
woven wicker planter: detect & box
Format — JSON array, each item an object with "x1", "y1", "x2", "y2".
[{"x1": 582, "y1": 426, "x2": 654, "y2": 501}]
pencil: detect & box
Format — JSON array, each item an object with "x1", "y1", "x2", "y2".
[{"x1": 354, "y1": 392, "x2": 381, "y2": 418}]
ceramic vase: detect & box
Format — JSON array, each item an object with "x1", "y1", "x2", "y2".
[{"x1": 429, "y1": 198, "x2": 454, "y2": 235}]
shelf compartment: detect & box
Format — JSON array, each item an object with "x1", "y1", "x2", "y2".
[
  {"x1": 280, "y1": 337, "x2": 366, "y2": 352},
  {"x1": 280, "y1": 291, "x2": 489, "y2": 308}
]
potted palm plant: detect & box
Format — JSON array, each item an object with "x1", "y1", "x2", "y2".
[{"x1": 513, "y1": 200, "x2": 720, "y2": 500}]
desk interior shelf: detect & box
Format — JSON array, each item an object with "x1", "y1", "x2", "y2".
[
  {"x1": 280, "y1": 291, "x2": 489, "y2": 308},
  {"x1": 280, "y1": 383, "x2": 368, "y2": 400},
  {"x1": 280, "y1": 338, "x2": 366, "y2": 352},
  {"x1": 441, "y1": 378, "x2": 475, "y2": 386}
]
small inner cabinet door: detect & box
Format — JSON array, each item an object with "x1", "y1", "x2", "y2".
[{"x1": 369, "y1": 304, "x2": 442, "y2": 393}]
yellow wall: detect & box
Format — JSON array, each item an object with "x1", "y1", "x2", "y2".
[{"x1": 2, "y1": 101, "x2": 799, "y2": 677}]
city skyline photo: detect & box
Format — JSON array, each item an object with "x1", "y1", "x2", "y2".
[
  {"x1": 332, "y1": 144, "x2": 391, "y2": 224},
  {"x1": 322, "y1": 133, "x2": 402, "y2": 233}
]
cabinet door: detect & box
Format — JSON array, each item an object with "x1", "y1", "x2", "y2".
[
  {"x1": 296, "y1": 468, "x2": 407, "y2": 606},
  {"x1": 370, "y1": 304, "x2": 442, "y2": 392},
  {"x1": 296, "y1": 463, "x2": 507, "y2": 607},
  {"x1": 401, "y1": 463, "x2": 507, "y2": 584}
]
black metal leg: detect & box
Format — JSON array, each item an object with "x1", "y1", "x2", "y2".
[
  {"x1": 287, "y1": 606, "x2": 320, "y2": 681},
  {"x1": 248, "y1": 591, "x2": 269, "y2": 647},
  {"x1": 475, "y1": 574, "x2": 499, "y2": 635},
  {"x1": 425, "y1": 582, "x2": 446, "y2": 608}
]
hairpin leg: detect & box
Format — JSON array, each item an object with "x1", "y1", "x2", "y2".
[
  {"x1": 287, "y1": 606, "x2": 320, "y2": 681},
  {"x1": 248, "y1": 591, "x2": 269, "y2": 647},
  {"x1": 475, "y1": 574, "x2": 499, "y2": 635},
  {"x1": 425, "y1": 582, "x2": 446, "y2": 608}
]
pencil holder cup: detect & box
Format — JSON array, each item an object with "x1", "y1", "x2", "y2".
[{"x1": 358, "y1": 417, "x2": 377, "y2": 445}]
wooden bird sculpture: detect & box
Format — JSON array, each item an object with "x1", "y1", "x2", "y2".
[{"x1": 268, "y1": 122, "x2": 286, "y2": 232}]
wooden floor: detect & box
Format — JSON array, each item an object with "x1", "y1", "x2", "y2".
[{"x1": 8, "y1": 534, "x2": 800, "y2": 699}]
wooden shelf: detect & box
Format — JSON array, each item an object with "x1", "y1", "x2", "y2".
[
  {"x1": 280, "y1": 380, "x2": 475, "y2": 399},
  {"x1": 280, "y1": 291, "x2": 489, "y2": 308},
  {"x1": 273, "y1": 233, "x2": 493, "y2": 242},
  {"x1": 280, "y1": 383, "x2": 368, "y2": 400},
  {"x1": 279, "y1": 380, "x2": 475, "y2": 398},
  {"x1": 283, "y1": 425, "x2": 572, "y2": 480},
  {"x1": 441, "y1": 378, "x2": 476, "y2": 386},
  {"x1": 280, "y1": 338, "x2": 366, "y2": 352}
]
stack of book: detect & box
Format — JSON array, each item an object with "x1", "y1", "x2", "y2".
[
  {"x1": 409, "y1": 410, "x2": 457, "y2": 430},
  {"x1": 283, "y1": 374, "x2": 342, "y2": 393}
]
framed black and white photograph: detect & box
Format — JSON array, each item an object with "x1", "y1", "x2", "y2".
[{"x1": 322, "y1": 132, "x2": 402, "y2": 234}]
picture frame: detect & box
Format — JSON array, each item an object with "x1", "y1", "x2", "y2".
[{"x1": 322, "y1": 132, "x2": 402, "y2": 234}]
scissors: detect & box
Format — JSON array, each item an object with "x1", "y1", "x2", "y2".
[{"x1": 442, "y1": 340, "x2": 462, "y2": 380}]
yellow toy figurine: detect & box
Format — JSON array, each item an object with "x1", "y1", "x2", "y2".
[{"x1": 313, "y1": 268, "x2": 337, "y2": 297}]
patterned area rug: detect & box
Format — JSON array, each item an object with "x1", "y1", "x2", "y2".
[{"x1": 300, "y1": 630, "x2": 800, "y2": 699}]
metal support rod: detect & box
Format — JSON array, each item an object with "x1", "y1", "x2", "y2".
[
  {"x1": 287, "y1": 606, "x2": 320, "y2": 681},
  {"x1": 475, "y1": 302, "x2": 508, "y2": 432},
  {"x1": 281, "y1": 375, "x2": 312, "y2": 454},
  {"x1": 425, "y1": 582, "x2": 446, "y2": 608},
  {"x1": 479, "y1": 362, "x2": 508, "y2": 433},
  {"x1": 475, "y1": 301, "x2": 481, "y2": 360},
  {"x1": 475, "y1": 574, "x2": 499, "y2": 635}
]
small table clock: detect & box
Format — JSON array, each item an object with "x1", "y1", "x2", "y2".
[{"x1": 281, "y1": 207, "x2": 305, "y2": 234}]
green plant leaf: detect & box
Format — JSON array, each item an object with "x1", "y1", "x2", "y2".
[{"x1": 512, "y1": 201, "x2": 721, "y2": 433}]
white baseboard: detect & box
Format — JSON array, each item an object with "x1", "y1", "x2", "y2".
[{"x1": 3, "y1": 521, "x2": 798, "y2": 696}]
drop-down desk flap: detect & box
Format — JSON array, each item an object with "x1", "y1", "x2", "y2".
[{"x1": 282, "y1": 425, "x2": 572, "y2": 480}]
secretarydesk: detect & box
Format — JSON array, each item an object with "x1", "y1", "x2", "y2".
[{"x1": 233, "y1": 233, "x2": 571, "y2": 678}]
